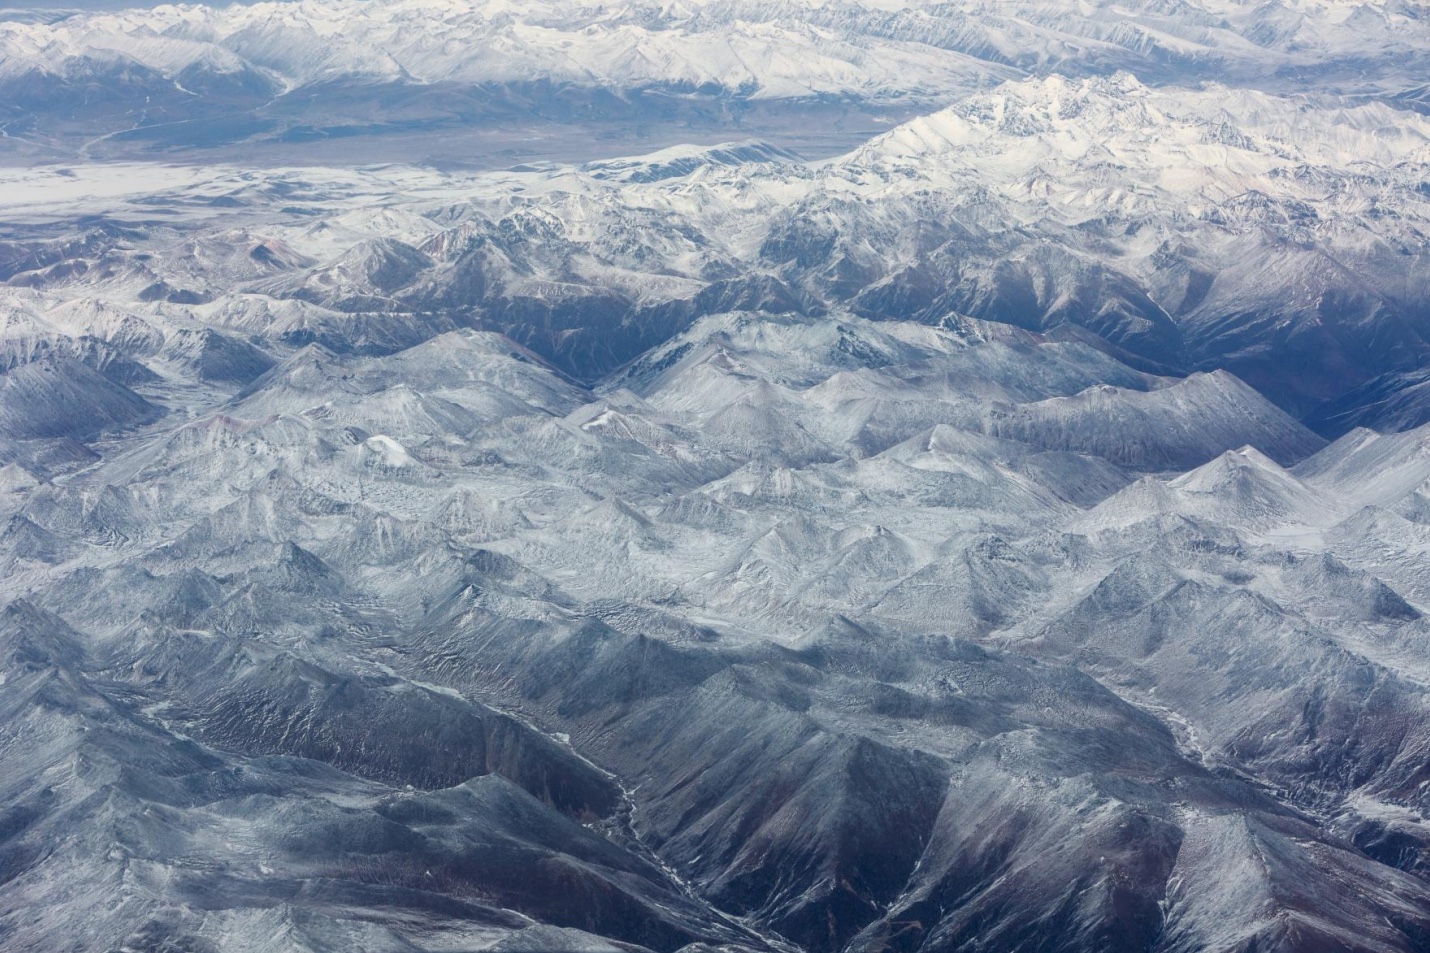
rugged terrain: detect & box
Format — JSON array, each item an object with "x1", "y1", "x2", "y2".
[{"x1": 6, "y1": 1, "x2": 1430, "y2": 951}]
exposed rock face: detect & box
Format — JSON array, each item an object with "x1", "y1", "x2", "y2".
[{"x1": 3, "y1": 299, "x2": 1430, "y2": 951}]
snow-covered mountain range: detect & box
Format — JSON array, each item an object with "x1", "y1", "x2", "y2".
[
  {"x1": 7, "y1": 0, "x2": 1430, "y2": 950},
  {"x1": 10, "y1": 291, "x2": 1430, "y2": 950},
  {"x1": 3, "y1": 0, "x2": 1429, "y2": 161},
  {"x1": 6, "y1": 73, "x2": 1430, "y2": 423},
  {"x1": 6, "y1": 0, "x2": 1428, "y2": 99}
]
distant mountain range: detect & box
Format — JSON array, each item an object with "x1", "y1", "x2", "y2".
[
  {"x1": 6, "y1": 73, "x2": 1430, "y2": 428},
  {"x1": 2, "y1": 0, "x2": 1428, "y2": 160}
]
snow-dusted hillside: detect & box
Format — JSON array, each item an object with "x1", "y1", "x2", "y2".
[
  {"x1": 5, "y1": 72, "x2": 1430, "y2": 422},
  {"x1": 7, "y1": 289, "x2": 1430, "y2": 950},
  {"x1": 6, "y1": 1, "x2": 1430, "y2": 951}
]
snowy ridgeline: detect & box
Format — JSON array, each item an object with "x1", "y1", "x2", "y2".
[
  {"x1": 6, "y1": 73, "x2": 1430, "y2": 426},
  {"x1": 6, "y1": 29, "x2": 1430, "y2": 953},
  {"x1": 7, "y1": 285, "x2": 1430, "y2": 950},
  {"x1": 1, "y1": 0, "x2": 1428, "y2": 164},
  {"x1": 1, "y1": 0, "x2": 1426, "y2": 100}
]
